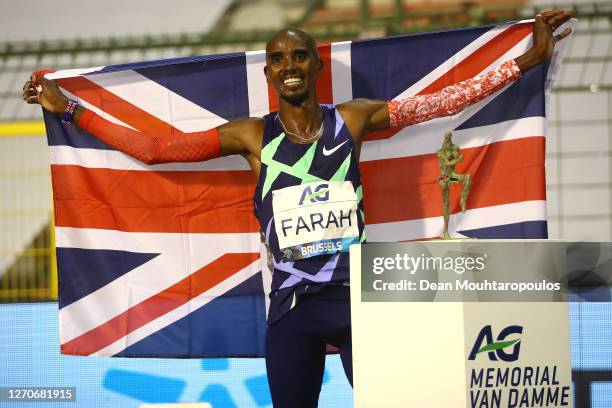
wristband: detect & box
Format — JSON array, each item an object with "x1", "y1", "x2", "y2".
[{"x1": 62, "y1": 99, "x2": 78, "y2": 125}]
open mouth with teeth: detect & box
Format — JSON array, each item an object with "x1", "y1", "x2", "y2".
[{"x1": 283, "y1": 77, "x2": 304, "y2": 86}]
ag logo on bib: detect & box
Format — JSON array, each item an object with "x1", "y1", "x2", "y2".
[{"x1": 299, "y1": 183, "x2": 329, "y2": 205}]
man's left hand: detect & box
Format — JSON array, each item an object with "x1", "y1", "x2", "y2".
[{"x1": 532, "y1": 9, "x2": 574, "y2": 61}]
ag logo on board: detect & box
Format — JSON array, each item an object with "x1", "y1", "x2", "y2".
[
  {"x1": 298, "y1": 183, "x2": 329, "y2": 205},
  {"x1": 468, "y1": 325, "x2": 523, "y2": 362}
]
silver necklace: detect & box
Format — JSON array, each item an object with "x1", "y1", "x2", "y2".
[{"x1": 278, "y1": 114, "x2": 324, "y2": 143}]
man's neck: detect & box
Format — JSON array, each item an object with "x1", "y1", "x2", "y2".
[{"x1": 278, "y1": 95, "x2": 323, "y2": 141}]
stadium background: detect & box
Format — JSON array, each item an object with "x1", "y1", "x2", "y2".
[{"x1": 0, "y1": 0, "x2": 610, "y2": 406}]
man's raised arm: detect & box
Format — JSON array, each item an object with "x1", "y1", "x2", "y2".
[
  {"x1": 339, "y1": 9, "x2": 573, "y2": 139},
  {"x1": 22, "y1": 74, "x2": 262, "y2": 165}
]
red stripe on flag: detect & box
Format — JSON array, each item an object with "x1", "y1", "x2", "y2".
[
  {"x1": 56, "y1": 76, "x2": 179, "y2": 135},
  {"x1": 61, "y1": 252, "x2": 260, "y2": 356},
  {"x1": 316, "y1": 44, "x2": 333, "y2": 104},
  {"x1": 267, "y1": 43, "x2": 334, "y2": 112},
  {"x1": 364, "y1": 22, "x2": 532, "y2": 142},
  {"x1": 361, "y1": 136, "x2": 545, "y2": 224},
  {"x1": 419, "y1": 23, "x2": 532, "y2": 95},
  {"x1": 51, "y1": 166, "x2": 259, "y2": 233},
  {"x1": 268, "y1": 81, "x2": 279, "y2": 113}
]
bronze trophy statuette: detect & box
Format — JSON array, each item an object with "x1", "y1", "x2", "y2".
[{"x1": 436, "y1": 131, "x2": 472, "y2": 239}]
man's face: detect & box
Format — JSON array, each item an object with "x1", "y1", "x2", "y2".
[{"x1": 264, "y1": 32, "x2": 322, "y2": 106}]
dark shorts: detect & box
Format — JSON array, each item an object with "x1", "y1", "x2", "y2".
[{"x1": 265, "y1": 285, "x2": 352, "y2": 408}]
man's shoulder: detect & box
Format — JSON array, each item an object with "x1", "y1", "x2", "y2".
[
  {"x1": 230, "y1": 116, "x2": 266, "y2": 128},
  {"x1": 337, "y1": 98, "x2": 372, "y2": 113},
  {"x1": 220, "y1": 116, "x2": 266, "y2": 142}
]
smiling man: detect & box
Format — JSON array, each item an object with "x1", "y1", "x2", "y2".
[{"x1": 23, "y1": 10, "x2": 572, "y2": 408}]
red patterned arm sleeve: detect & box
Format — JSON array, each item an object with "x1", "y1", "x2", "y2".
[
  {"x1": 387, "y1": 59, "x2": 522, "y2": 128},
  {"x1": 77, "y1": 109, "x2": 221, "y2": 164}
]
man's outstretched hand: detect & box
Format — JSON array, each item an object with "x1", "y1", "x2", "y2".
[
  {"x1": 516, "y1": 9, "x2": 574, "y2": 73},
  {"x1": 534, "y1": 9, "x2": 574, "y2": 60},
  {"x1": 22, "y1": 73, "x2": 69, "y2": 115}
]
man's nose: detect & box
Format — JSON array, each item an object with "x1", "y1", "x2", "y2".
[
  {"x1": 280, "y1": 59, "x2": 298, "y2": 76},
  {"x1": 284, "y1": 56, "x2": 297, "y2": 69}
]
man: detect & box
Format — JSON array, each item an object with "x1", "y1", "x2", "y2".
[{"x1": 23, "y1": 10, "x2": 572, "y2": 408}]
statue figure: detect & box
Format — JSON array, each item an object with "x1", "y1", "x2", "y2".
[{"x1": 436, "y1": 131, "x2": 472, "y2": 239}]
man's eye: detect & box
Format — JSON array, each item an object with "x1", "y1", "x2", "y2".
[{"x1": 295, "y1": 53, "x2": 307, "y2": 62}]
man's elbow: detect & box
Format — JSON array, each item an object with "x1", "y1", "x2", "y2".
[
  {"x1": 140, "y1": 142, "x2": 164, "y2": 165},
  {"x1": 136, "y1": 152, "x2": 160, "y2": 165}
]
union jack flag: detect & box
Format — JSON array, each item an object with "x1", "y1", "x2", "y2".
[{"x1": 43, "y1": 19, "x2": 571, "y2": 357}]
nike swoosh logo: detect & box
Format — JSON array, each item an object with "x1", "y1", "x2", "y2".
[{"x1": 322, "y1": 140, "x2": 348, "y2": 156}]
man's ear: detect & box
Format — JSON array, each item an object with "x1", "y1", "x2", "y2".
[{"x1": 264, "y1": 65, "x2": 270, "y2": 83}]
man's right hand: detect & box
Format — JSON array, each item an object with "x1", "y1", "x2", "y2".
[{"x1": 22, "y1": 73, "x2": 69, "y2": 115}]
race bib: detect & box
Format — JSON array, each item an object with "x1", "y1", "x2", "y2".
[{"x1": 272, "y1": 181, "x2": 359, "y2": 261}]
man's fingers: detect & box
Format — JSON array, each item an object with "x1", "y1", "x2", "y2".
[
  {"x1": 548, "y1": 10, "x2": 573, "y2": 29},
  {"x1": 22, "y1": 88, "x2": 37, "y2": 98},
  {"x1": 25, "y1": 70, "x2": 55, "y2": 106},
  {"x1": 554, "y1": 27, "x2": 573, "y2": 42},
  {"x1": 22, "y1": 80, "x2": 39, "y2": 99},
  {"x1": 537, "y1": 10, "x2": 557, "y2": 23},
  {"x1": 29, "y1": 74, "x2": 44, "y2": 94},
  {"x1": 22, "y1": 85, "x2": 35, "y2": 99},
  {"x1": 538, "y1": 9, "x2": 572, "y2": 28},
  {"x1": 22, "y1": 85, "x2": 38, "y2": 100}
]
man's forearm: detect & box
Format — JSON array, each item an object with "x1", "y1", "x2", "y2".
[
  {"x1": 74, "y1": 107, "x2": 221, "y2": 165},
  {"x1": 514, "y1": 48, "x2": 545, "y2": 74},
  {"x1": 387, "y1": 59, "x2": 521, "y2": 128}
]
